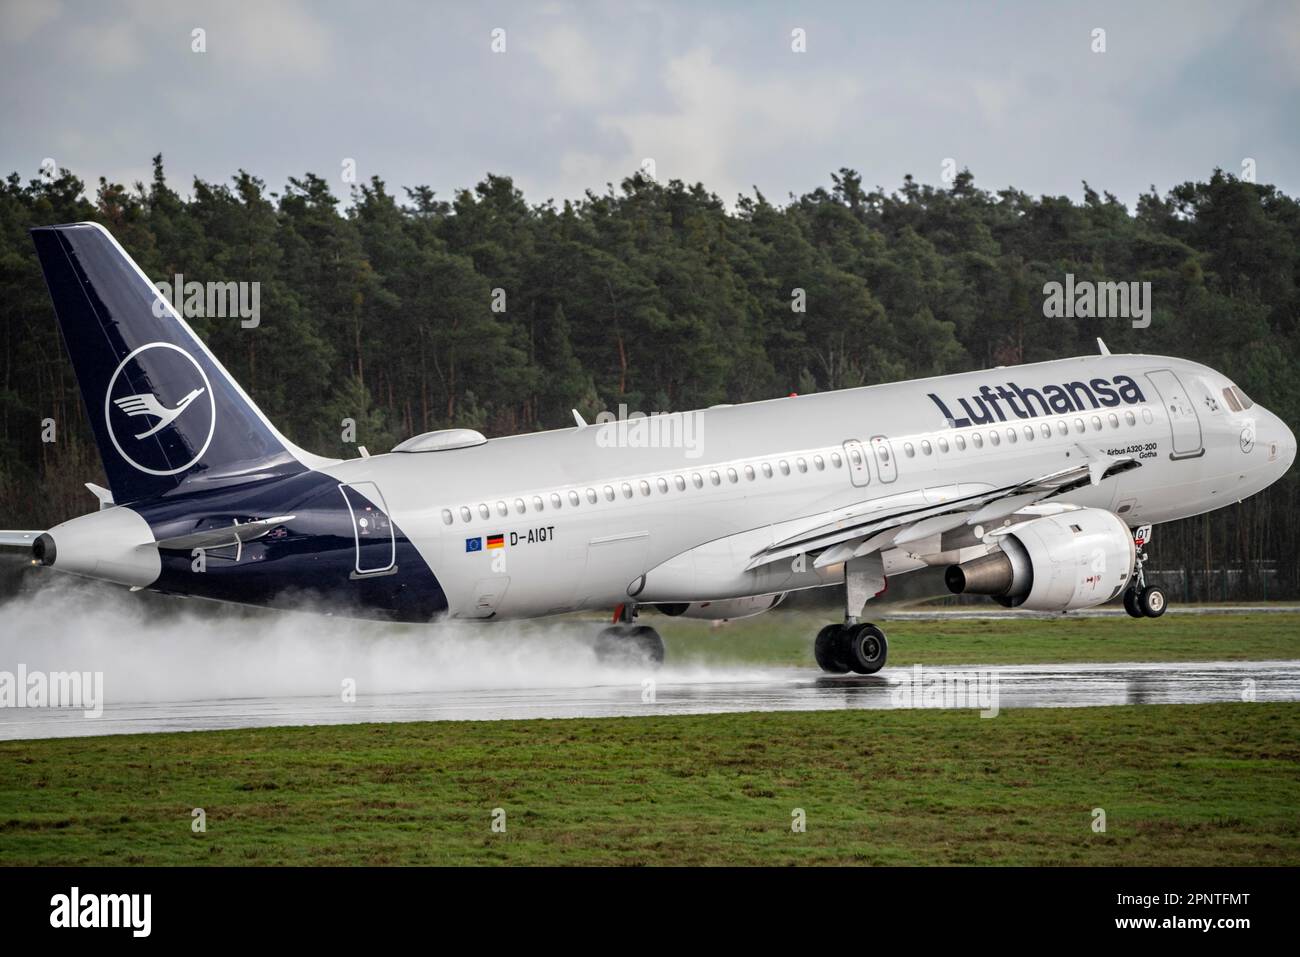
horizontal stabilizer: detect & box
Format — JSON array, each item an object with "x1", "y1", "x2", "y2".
[
  {"x1": 153, "y1": 515, "x2": 295, "y2": 551},
  {"x1": 0, "y1": 530, "x2": 42, "y2": 549}
]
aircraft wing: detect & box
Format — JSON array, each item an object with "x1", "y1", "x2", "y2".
[
  {"x1": 153, "y1": 516, "x2": 296, "y2": 551},
  {"x1": 746, "y1": 446, "x2": 1140, "y2": 571},
  {"x1": 0, "y1": 530, "x2": 42, "y2": 549}
]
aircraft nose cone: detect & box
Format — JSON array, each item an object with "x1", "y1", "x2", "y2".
[{"x1": 1280, "y1": 417, "x2": 1298, "y2": 472}]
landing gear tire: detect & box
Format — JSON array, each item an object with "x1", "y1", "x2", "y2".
[
  {"x1": 1123, "y1": 588, "x2": 1144, "y2": 619},
  {"x1": 842, "y1": 623, "x2": 888, "y2": 675},
  {"x1": 814, "y1": 624, "x2": 850, "y2": 674},
  {"x1": 1138, "y1": 585, "x2": 1167, "y2": 618},
  {"x1": 595, "y1": 624, "x2": 665, "y2": 668}
]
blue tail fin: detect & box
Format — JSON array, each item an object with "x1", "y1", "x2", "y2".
[{"x1": 31, "y1": 222, "x2": 325, "y2": 504}]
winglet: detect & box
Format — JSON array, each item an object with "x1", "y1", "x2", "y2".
[
  {"x1": 572, "y1": 409, "x2": 588, "y2": 428},
  {"x1": 1097, "y1": 338, "x2": 1111, "y2": 356}
]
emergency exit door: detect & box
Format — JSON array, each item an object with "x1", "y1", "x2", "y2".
[{"x1": 843, "y1": 439, "x2": 871, "y2": 487}]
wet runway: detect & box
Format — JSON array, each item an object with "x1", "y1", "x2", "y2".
[{"x1": 2, "y1": 659, "x2": 1297, "y2": 740}]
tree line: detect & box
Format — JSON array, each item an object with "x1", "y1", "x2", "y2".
[{"x1": 1, "y1": 158, "x2": 1296, "y2": 598}]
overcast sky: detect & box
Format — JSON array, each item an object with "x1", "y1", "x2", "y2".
[{"x1": 2, "y1": 0, "x2": 1297, "y2": 209}]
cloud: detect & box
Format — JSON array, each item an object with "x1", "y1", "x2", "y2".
[
  {"x1": 0, "y1": 0, "x2": 61, "y2": 45},
  {"x1": 530, "y1": 24, "x2": 634, "y2": 106},
  {"x1": 598, "y1": 47, "x2": 861, "y2": 202}
]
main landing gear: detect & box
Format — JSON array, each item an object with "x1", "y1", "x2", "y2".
[
  {"x1": 1122, "y1": 524, "x2": 1168, "y2": 619},
  {"x1": 814, "y1": 554, "x2": 889, "y2": 675},
  {"x1": 595, "y1": 603, "x2": 665, "y2": 667}
]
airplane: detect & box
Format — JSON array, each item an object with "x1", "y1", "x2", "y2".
[{"x1": 1, "y1": 221, "x2": 1294, "y2": 673}]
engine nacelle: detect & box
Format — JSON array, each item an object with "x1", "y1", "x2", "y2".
[
  {"x1": 655, "y1": 594, "x2": 785, "y2": 621},
  {"x1": 944, "y1": 508, "x2": 1134, "y2": 611}
]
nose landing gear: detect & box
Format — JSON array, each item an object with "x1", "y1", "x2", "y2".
[{"x1": 1122, "y1": 524, "x2": 1168, "y2": 619}]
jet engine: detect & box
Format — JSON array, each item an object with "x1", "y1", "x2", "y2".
[
  {"x1": 655, "y1": 594, "x2": 786, "y2": 621},
  {"x1": 944, "y1": 508, "x2": 1134, "y2": 611}
]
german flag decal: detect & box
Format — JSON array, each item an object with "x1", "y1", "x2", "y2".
[{"x1": 486, "y1": 534, "x2": 505, "y2": 549}]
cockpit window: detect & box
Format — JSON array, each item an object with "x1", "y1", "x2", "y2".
[
  {"x1": 1232, "y1": 386, "x2": 1254, "y2": 410},
  {"x1": 1222, "y1": 387, "x2": 1242, "y2": 413}
]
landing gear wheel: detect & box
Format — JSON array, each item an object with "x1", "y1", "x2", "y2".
[
  {"x1": 841, "y1": 623, "x2": 888, "y2": 675},
  {"x1": 595, "y1": 624, "x2": 665, "y2": 667},
  {"x1": 1123, "y1": 588, "x2": 1144, "y2": 619},
  {"x1": 814, "y1": 624, "x2": 850, "y2": 674},
  {"x1": 1138, "y1": 586, "x2": 1167, "y2": 618}
]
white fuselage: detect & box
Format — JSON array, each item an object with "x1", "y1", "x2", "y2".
[{"x1": 317, "y1": 353, "x2": 1294, "y2": 620}]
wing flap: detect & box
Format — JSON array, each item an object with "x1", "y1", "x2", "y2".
[{"x1": 746, "y1": 452, "x2": 1140, "y2": 570}]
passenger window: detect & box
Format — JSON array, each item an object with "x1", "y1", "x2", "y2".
[
  {"x1": 550, "y1": 493, "x2": 562, "y2": 509},
  {"x1": 657, "y1": 477, "x2": 668, "y2": 493},
  {"x1": 1004, "y1": 430, "x2": 1015, "y2": 444},
  {"x1": 745, "y1": 465, "x2": 756, "y2": 480},
  {"x1": 1073, "y1": 418, "x2": 1085, "y2": 434},
  {"x1": 603, "y1": 486, "x2": 615, "y2": 502},
  {"x1": 692, "y1": 473, "x2": 703, "y2": 488},
  {"x1": 956, "y1": 434, "x2": 967, "y2": 450},
  {"x1": 779, "y1": 460, "x2": 791, "y2": 475},
  {"x1": 904, "y1": 442, "x2": 915, "y2": 457},
  {"x1": 1124, "y1": 411, "x2": 1136, "y2": 426},
  {"x1": 621, "y1": 483, "x2": 633, "y2": 498},
  {"x1": 937, "y1": 438, "x2": 949, "y2": 453},
  {"x1": 639, "y1": 481, "x2": 650, "y2": 496},
  {"x1": 497, "y1": 501, "x2": 508, "y2": 516},
  {"x1": 568, "y1": 490, "x2": 580, "y2": 506},
  {"x1": 796, "y1": 458, "x2": 807, "y2": 473},
  {"x1": 1056, "y1": 420, "x2": 1068, "y2": 436},
  {"x1": 972, "y1": 433, "x2": 983, "y2": 449},
  {"x1": 533, "y1": 496, "x2": 544, "y2": 511},
  {"x1": 762, "y1": 462, "x2": 774, "y2": 477},
  {"x1": 921, "y1": 440, "x2": 933, "y2": 454},
  {"x1": 674, "y1": 475, "x2": 686, "y2": 491},
  {"x1": 1091, "y1": 416, "x2": 1102, "y2": 430},
  {"x1": 586, "y1": 488, "x2": 598, "y2": 504},
  {"x1": 1040, "y1": 423, "x2": 1051, "y2": 439},
  {"x1": 478, "y1": 504, "x2": 490, "y2": 519},
  {"x1": 813, "y1": 455, "x2": 825, "y2": 470},
  {"x1": 441, "y1": 509, "x2": 453, "y2": 525},
  {"x1": 1107, "y1": 413, "x2": 1119, "y2": 428},
  {"x1": 460, "y1": 506, "x2": 472, "y2": 522},
  {"x1": 515, "y1": 498, "x2": 526, "y2": 513},
  {"x1": 1023, "y1": 426, "x2": 1034, "y2": 441},
  {"x1": 709, "y1": 470, "x2": 721, "y2": 485},
  {"x1": 830, "y1": 453, "x2": 842, "y2": 468},
  {"x1": 989, "y1": 431, "x2": 1000, "y2": 446}
]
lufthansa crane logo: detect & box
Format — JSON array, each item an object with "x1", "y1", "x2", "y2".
[{"x1": 104, "y1": 342, "x2": 215, "y2": 476}]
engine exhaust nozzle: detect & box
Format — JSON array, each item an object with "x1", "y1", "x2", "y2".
[{"x1": 945, "y1": 551, "x2": 1015, "y2": 596}]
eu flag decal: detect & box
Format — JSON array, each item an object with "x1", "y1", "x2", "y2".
[{"x1": 465, "y1": 537, "x2": 483, "y2": 553}]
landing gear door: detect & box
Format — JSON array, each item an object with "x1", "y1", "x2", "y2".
[
  {"x1": 339, "y1": 481, "x2": 396, "y2": 576},
  {"x1": 843, "y1": 439, "x2": 871, "y2": 488},
  {"x1": 1145, "y1": 370, "x2": 1204, "y2": 459},
  {"x1": 870, "y1": 435, "x2": 898, "y2": 483}
]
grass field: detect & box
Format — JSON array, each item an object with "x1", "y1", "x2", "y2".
[
  {"x1": 653, "y1": 609, "x2": 1300, "y2": 666},
  {"x1": 1, "y1": 703, "x2": 1297, "y2": 866}
]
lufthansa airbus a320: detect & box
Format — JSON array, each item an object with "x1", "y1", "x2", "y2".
[{"x1": 2, "y1": 223, "x2": 1294, "y2": 672}]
